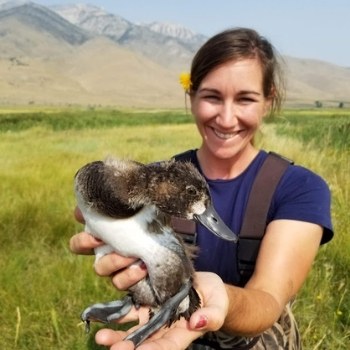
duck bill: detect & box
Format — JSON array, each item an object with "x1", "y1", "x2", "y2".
[{"x1": 194, "y1": 204, "x2": 238, "y2": 242}]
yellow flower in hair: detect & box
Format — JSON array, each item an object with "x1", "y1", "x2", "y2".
[{"x1": 179, "y1": 72, "x2": 192, "y2": 92}]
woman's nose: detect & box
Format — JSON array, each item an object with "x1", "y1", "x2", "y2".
[{"x1": 216, "y1": 102, "x2": 237, "y2": 128}]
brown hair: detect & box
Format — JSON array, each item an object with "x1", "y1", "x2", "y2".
[{"x1": 190, "y1": 28, "x2": 285, "y2": 116}]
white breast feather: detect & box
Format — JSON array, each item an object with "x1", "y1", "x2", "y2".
[{"x1": 80, "y1": 204, "x2": 170, "y2": 264}]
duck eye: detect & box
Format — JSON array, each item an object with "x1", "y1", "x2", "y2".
[{"x1": 186, "y1": 185, "x2": 198, "y2": 196}]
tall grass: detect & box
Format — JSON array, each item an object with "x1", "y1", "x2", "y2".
[
  {"x1": 259, "y1": 121, "x2": 350, "y2": 349},
  {"x1": 0, "y1": 108, "x2": 348, "y2": 349}
]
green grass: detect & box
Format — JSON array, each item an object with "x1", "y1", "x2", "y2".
[
  {"x1": 0, "y1": 108, "x2": 193, "y2": 132},
  {"x1": 0, "y1": 108, "x2": 349, "y2": 349},
  {"x1": 266, "y1": 109, "x2": 350, "y2": 151}
]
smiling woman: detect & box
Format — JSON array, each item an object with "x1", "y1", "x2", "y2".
[{"x1": 70, "y1": 28, "x2": 333, "y2": 350}]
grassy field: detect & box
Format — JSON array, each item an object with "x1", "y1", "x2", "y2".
[{"x1": 0, "y1": 107, "x2": 349, "y2": 349}]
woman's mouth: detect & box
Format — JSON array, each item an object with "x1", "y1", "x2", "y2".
[{"x1": 212, "y1": 127, "x2": 241, "y2": 140}]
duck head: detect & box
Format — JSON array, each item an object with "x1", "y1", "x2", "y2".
[{"x1": 141, "y1": 161, "x2": 238, "y2": 242}]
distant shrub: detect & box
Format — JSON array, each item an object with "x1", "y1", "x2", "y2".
[{"x1": 0, "y1": 109, "x2": 193, "y2": 132}]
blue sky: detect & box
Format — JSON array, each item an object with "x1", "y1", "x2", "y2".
[{"x1": 37, "y1": 0, "x2": 350, "y2": 67}]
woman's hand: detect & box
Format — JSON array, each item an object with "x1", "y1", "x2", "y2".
[
  {"x1": 94, "y1": 272, "x2": 229, "y2": 350},
  {"x1": 70, "y1": 235, "x2": 147, "y2": 290}
]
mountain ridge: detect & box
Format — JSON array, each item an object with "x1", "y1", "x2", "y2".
[{"x1": 0, "y1": 2, "x2": 91, "y2": 45}]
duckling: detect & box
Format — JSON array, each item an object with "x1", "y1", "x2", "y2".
[{"x1": 74, "y1": 157, "x2": 238, "y2": 346}]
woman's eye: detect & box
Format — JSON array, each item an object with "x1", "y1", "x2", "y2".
[
  {"x1": 203, "y1": 95, "x2": 220, "y2": 101},
  {"x1": 238, "y1": 97, "x2": 256, "y2": 104}
]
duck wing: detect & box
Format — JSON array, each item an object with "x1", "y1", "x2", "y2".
[{"x1": 75, "y1": 159, "x2": 143, "y2": 218}]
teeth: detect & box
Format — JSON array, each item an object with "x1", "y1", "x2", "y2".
[{"x1": 213, "y1": 129, "x2": 238, "y2": 140}]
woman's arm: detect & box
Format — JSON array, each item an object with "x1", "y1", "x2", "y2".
[{"x1": 222, "y1": 219, "x2": 323, "y2": 336}]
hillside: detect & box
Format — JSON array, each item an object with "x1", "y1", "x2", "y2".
[
  {"x1": 0, "y1": 35, "x2": 184, "y2": 107},
  {"x1": 0, "y1": 1, "x2": 349, "y2": 108},
  {"x1": 284, "y1": 56, "x2": 350, "y2": 106}
]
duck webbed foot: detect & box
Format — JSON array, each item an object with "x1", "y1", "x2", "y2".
[
  {"x1": 81, "y1": 295, "x2": 133, "y2": 332},
  {"x1": 81, "y1": 281, "x2": 193, "y2": 346},
  {"x1": 125, "y1": 280, "x2": 192, "y2": 346}
]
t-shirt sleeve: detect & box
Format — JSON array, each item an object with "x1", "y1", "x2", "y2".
[{"x1": 270, "y1": 165, "x2": 333, "y2": 244}]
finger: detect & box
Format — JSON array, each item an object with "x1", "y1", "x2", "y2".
[
  {"x1": 189, "y1": 306, "x2": 223, "y2": 332},
  {"x1": 114, "y1": 304, "x2": 150, "y2": 325},
  {"x1": 95, "y1": 329, "x2": 134, "y2": 350},
  {"x1": 111, "y1": 260, "x2": 148, "y2": 290},
  {"x1": 69, "y1": 232, "x2": 103, "y2": 255},
  {"x1": 137, "y1": 321, "x2": 204, "y2": 350},
  {"x1": 97, "y1": 326, "x2": 201, "y2": 350},
  {"x1": 111, "y1": 340, "x2": 135, "y2": 350},
  {"x1": 94, "y1": 253, "x2": 139, "y2": 277}
]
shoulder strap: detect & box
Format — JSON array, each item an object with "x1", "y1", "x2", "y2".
[
  {"x1": 172, "y1": 150, "x2": 194, "y2": 163},
  {"x1": 240, "y1": 152, "x2": 293, "y2": 238},
  {"x1": 238, "y1": 152, "x2": 293, "y2": 285}
]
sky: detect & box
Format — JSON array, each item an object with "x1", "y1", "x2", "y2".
[{"x1": 36, "y1": 0, "x2": 350, "y2": 67}]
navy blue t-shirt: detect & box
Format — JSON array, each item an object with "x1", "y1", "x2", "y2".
[{"x1": 181, "y1": 149, "x2": 333, "y2": 285}]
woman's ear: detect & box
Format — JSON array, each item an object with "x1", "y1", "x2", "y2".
[
  {"x1": 262, "y1": 87, "x2": 276, "y2": 118},
  {"x1": 262, "y1": 98, "x2": 272, "y2": 118}
]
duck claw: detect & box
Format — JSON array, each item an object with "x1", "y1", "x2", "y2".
[{"x1": 81, "y1": 295, "x2": 133, "y2": 331}]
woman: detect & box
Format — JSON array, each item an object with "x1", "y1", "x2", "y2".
[{"x1": 70, "y1": 28, "x2": 333, "y2": 349}]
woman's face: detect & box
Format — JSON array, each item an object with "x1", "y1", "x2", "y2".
[{"x1": 190, "y1": 58, "x2": 271, "y2": 161}]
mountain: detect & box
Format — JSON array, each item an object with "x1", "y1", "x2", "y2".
[
  {"x1": 0, "y1": 2, "x2": 90, "y2": 45},
  {"x1": 0, "y1": 1, "x2": 187, "y2": 107},
  {"x1": 51, "y1": 3, "x2": 131, "y2": 40},
  {"x1": 145, "y1": 22, "x2": 205, "y2": 42},
  {"x1": 0, "y1": 0, "x2": 349, "y2": 108},
  {"x1": 52, "y1": 3, "x2": 203, "y2": 70}
]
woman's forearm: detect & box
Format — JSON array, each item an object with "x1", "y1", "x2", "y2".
[{"x1": 221, "y1": 284, "x2": 284, "y2": 337}]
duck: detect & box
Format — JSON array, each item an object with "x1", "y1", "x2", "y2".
[{"x1": 74, "y1": 157, "x2": 238, "y2": 346}]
